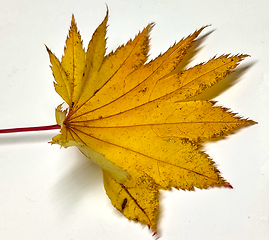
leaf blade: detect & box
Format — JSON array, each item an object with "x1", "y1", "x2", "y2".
[
  {"x1": 70, "y1": 23, "x2": 153, "y2": 119},
  {"x1": 46, "y1": 47, "x2": 71, "y2": 105},
  {"x1": 68, "y1": 26, "x2": 206, "y2": 121},
  {"x1": 47, "y1": 13, "x2": 256, "y2": 231},
  {"x1": 72, "y1": 99, "x2": 255, "y2": 142},
  {"x1": 53, "y1": 125, "x2": 229, "y2": 190},
  {"x1": 103, "y1": 170, "x2": 159, "y2": 231},
  {"x1": 61, "y1": 15, "x2": 85, "y2": 107},
  {"x1": 74, "y1": 11, "x2": 109, "y2": 109}
]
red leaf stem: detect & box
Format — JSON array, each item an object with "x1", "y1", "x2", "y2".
[{"x1": 0, "y1": 124, "x2": 61, "y2": 134}]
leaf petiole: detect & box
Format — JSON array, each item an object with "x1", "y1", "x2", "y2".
[{"x1": 0, "y1": 124, "x2": 61, "y2": 134}]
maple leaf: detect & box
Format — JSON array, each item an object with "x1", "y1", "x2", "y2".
[{"x1": 46, "y1": 10, "x2": 256, "y2": 232}]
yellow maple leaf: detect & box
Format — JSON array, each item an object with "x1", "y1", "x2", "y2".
[{"x1": 46, "y1": 10, "x2": 256, "y2": 232}]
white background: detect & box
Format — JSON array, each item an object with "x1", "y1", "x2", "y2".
[{"x1": 0, "y1": 0, "x2": 268, "y2": 239}]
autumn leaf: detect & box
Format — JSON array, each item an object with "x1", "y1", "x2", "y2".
[{"x1": 46, "y1": 10, "x2": 256, "y2": 232}]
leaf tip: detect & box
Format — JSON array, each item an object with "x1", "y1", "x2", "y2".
[
  {"x1": 225, "y1": 182, "x2": 233, "y2": 189},
  {"x1": 247, "y1": 119, "x2": 258, "y2": 125},
  {"x1": 105, "y1": 3, "x2": 109, "y2": 16},
  {"x1": 45, "y1": 44, "x2": 51, "y2": 53},
  {"x1": 70, "y1": 14, "x2": 77, "y2": 29}
]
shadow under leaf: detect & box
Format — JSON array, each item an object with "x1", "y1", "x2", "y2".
[
  {"x1": 0, "y1": 131, "x2": 58, "y2": 145},
  {"x1": 189, "y1": 62, "x2": 255, "y2": 101},
  {"x1": 51, "y1": 149, "x2": 104, "y2": 210}
]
